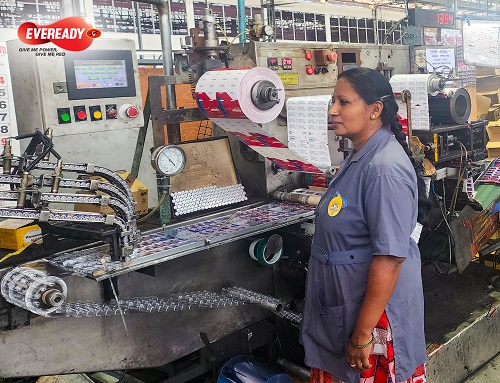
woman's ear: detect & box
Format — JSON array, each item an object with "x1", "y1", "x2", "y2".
[{"x1": 371, "y1": 100, "x2": 384, "y2": 119}]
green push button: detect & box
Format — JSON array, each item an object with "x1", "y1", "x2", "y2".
[{"x1": 57, "y1": 107, "x2": 72, "y2": 124}]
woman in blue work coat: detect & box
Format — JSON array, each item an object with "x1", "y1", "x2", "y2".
[{"x1": 301, "y1": 67, "x2": 430, "y2": 383}]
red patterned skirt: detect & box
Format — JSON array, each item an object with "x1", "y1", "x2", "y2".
[{"x1": 309, "y1": 311, "x2": 426, "y2": 383}]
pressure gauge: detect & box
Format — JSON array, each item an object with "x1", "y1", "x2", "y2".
[{"x1": 151, "y1": 145, "x2": 186, "y2": 176}]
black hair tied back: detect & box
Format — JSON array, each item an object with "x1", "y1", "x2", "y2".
[{"x1": 338, "y1": 68, "x2": 431, "y2": 224}]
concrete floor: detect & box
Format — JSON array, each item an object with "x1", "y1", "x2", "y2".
[{"x1": 462, "y1": 352, "x2": 500, "y2": 382}]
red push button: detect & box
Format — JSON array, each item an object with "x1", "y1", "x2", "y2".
[
  {"x1": 76, "y1": 111, "x2": 87, "y2": 120},
  {"x1": 327, "y1": 51, "x2": 338, "y2": 61},
  {"x1": 305, "y1": 51, "x2": 313, "y2": 61},
  {"x1": 306, "y1": 66, "x2": 314, "y2": 75},
  {"x1": 125, "y1": 106, "x2": 139, "y2": 118}
]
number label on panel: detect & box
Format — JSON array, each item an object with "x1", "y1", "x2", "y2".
[
  {"x1": 0, "y1": 124, "x2": 9, "y2": 134},
  {"x1": 0, "y1": 112, "x2": 10, "y2": 123},
  {"x1": 0, "y1": 74, "x2": 6, "y2": 86},
  {"x1": 0, "y1": 87, "x2": 6, "y2": 98}
]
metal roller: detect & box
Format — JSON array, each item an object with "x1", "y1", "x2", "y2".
[
  {"x1": 428, "y1": 87, "x2": 471, "y2": 125},
  {"x1": 1, "y1": 267, "x2": 67, "y2": 317}
]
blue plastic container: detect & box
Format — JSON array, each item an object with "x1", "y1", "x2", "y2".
[{"x1": 217, "y1": 355, "x2": 293, "y2": 383}]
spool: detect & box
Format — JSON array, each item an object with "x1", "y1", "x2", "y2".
[
  {"x1": 428, "y1": 87, "x2": 471, "y2": 125},
  {"x1": 249, "y1": 235, "x2": 283, "y2": 266},
  {"x1": 218, "y1": 355, "x2": 292, "y2": 383},
  {"x1": 1, "y1": 266, "x2": 67, "y2": 316}
]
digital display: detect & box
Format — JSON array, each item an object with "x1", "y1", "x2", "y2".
[
  {"x1": 74, "y1": 59, "x2": 128, "y2": 89},
  {"x1": 408, "y1": 8, "x2": 455, "y2": 28},
  {"x1": 268, "y1": 58, "x2": 278, "y2": 65},
  {"x1": 267, "y1": 57, "x2": 279, "y2": 70},
  {"x1": 282, "y1": 57, "x2": 293, "y2": 70},
  {"x1": 64, "y1": 50, "x2": 136, "y2": 100}
]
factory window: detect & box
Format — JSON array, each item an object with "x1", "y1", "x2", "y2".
[
  {"x1": 0, "y1": 2, "x2": 17, "y2": 28},
  {"x1": 114, "y1": 0, "x2": 135, "y2": 33},
  {"x1": 294, "y1": 12, "x2": 305, "y2": 41},
  {"x1": 0, "y1": 0, "x2": 60, "y2": 28},
  {"x1": 316, "y1": 14, "x2": 326, "y2": 42},
  {"x1": 378, "y1": 20, "x2": 404, "y2": 44},
  {"x1": 93, "y1": 0, "x2": 114, "y2": 32},
  {"x1": 273, "y1": 10, "x2": 325, "y2": 42},
  {"x1": 330, "y1": 16, "x2": 401, "y2": 45},
  {"x1": 170, "y1": 0, "x2": 188, "y2": 35},
  {"x1": 138, "y1": 2, "x2": 154, "y2": 34},
  {"x1": 92, "y1": 0, "x2": 186, "y2": 35},
  {"x1": 281, "y1": 11, "x2": 294, "y2": 40}
]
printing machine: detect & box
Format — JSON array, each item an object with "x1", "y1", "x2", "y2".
[{"x1": 0, "y1": 5, "x2": 498, "y2": 383}]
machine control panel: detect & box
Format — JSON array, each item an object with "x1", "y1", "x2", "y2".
[
  {"x1": 250, "y1": 42, "x2": 410, "y2": 92},
  {"x1": 253, "y1": 43, "x2": 339, "y2": 90},
  {"x1": 7, "y1": 39, "x2": 144, "y2": 137}
]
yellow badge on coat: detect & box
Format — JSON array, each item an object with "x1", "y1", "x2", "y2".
[{"x1": 327, "y1": 192, "x2": 348, "y2": 217}]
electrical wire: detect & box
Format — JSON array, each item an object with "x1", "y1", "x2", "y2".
[
  {"x1": 449, "y1": 141, "x2": 468, "y2": 215},
  {"x1": 136, "y1": 192, "x2": 167, "y2": 223},
  {"x1": 213, "y1": 21, "x2": 229, "y2": 45},
  {"x1": 229, "y1": 29, "x2": 251, "y2": 46}
]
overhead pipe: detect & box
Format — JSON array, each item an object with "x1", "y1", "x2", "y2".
[
  {"x1": 238, "y1": 0, "x2": 246, "y2": 43},
  {"x1": 132, "y1": 0, "x2": 177, "y2": 114},
  {"x1": 134, "y1": 1, "x2": 144, "y2": 55}
]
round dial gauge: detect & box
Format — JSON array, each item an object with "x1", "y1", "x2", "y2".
[{"x1": 151, "y1": 145, "x2": 186, "y2": 176}]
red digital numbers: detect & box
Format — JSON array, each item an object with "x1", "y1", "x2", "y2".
[{"x1": 437, "y1": 13, "x2": 454, "y2": 25}]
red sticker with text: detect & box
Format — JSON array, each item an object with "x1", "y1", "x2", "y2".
[{"x1": 18, "y1": 17, "x2": 98, "y2": 51}]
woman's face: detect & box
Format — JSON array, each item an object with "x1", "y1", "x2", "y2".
[{"x1": 328, "y1": 78, "x2": 374, "y2": 139}]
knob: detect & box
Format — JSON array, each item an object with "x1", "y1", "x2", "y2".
[
  {"x1": 306, "y1": 67, "x2": 314, "y2": 75},
  {"x1": 119, "y1": 104, "x2": 140, "y2": 120},
  {"x1": 305, "y1": 51, "x2": 312, "y2": 61},
  {"x1": 327, "y1": 51, "x2": 338, "y2": 61},
  {"x1": 106, "y1": 107, "x2": 117, "y2": 119},
  {"x1": 125, "y1": 105, "x2": 139, "y2": 118}
]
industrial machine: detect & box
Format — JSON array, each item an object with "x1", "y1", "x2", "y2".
[{"x1": 0, "y1": 4, "x2": 497, "y2": 383}]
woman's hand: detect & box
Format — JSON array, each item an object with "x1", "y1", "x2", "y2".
[{"x1": 345, "y1": 335, "x2": 373, "y2": 372}]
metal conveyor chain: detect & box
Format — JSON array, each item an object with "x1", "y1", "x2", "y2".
[{"x1": 48, "y1": 286, "x2": 302, "y2": 327}]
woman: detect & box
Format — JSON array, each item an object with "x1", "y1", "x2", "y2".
[{"x1": 301, "y1": 67, "x2": 429, "y2": 383}]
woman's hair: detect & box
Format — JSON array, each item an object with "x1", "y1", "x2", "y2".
[{"x1": 338, "y1": 67, "x2": 431, "y2": 224}]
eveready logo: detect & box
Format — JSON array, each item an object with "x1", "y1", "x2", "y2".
[
  {"x1": 26, "y1": 28, "x2": 85, "y2": 40},
  {"x1": 18, "y1": 17, "x2": 100, "y2": 51}
]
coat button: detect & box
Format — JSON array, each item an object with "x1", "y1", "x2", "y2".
[{"x1": 350, "y1": 255, "x2": 354, "y2": 260}]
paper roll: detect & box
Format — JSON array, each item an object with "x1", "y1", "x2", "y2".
[
  {"x1": 390, "y1": 74, "x2": 445, "y2": 131},
  {"x1": 195, "y1": 67, "x2": 284, "y2": 123},
  {"x1": 195, "y1": 68, "x2": 323, "y2": 174}
]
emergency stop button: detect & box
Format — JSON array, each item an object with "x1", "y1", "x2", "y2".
[
  {"x1": 126, "y1": 106, "x2": 139, "y2": 118},
  {"x1": 119, "y1": 104, "x2": 141, "y2": 120}
]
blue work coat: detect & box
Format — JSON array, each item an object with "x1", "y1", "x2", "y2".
[{"x1": 301, "y1": 128, "x2": 426, "y2": 383}]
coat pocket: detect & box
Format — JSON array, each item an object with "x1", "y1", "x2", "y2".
[{"x1": 303, "y1": 282, "x2": 347, "y2": 357}]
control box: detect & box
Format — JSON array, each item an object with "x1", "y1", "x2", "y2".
[
  {"x1": 413, "y1": 121, "x2": 487, "y2": 163},
  {"x1": 231, "y1": 42, "x2": 410, "y2": 93},
  {"x1": 6, "y1": 38, "x2": 144, "y2": 137}
]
